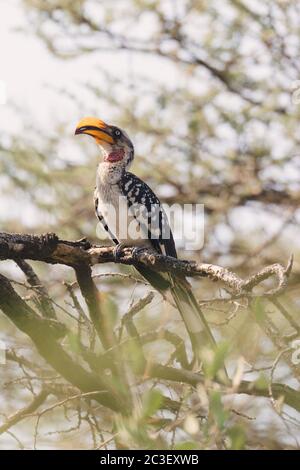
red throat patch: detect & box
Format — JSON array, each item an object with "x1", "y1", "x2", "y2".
[{"x1": 105, "y1": 149, "x2": 125, "y2": 163}]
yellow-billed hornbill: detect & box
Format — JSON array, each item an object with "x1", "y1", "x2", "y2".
[{"x1": 75, "y1": 117, "x2": 216, "y2": 358}]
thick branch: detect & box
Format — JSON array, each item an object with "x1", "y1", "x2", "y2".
[{"x1": 0, "y1": 232, "x2": 292, "y2": 298}]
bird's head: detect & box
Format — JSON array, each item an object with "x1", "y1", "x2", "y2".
[{"x1": 75, "y1": 117, "x2": 134, "y2": 168}]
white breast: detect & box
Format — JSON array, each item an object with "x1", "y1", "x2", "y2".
[{"x1": 96, "y1": 164, "x2": 151, "y2": 247}]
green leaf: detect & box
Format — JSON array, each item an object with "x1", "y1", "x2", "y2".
[
  {"x1": 227, "y1": 425, "x2": 246, "y2": 450},
  {"x1": 122, "y1": 337, "x2": 145, "y2": 374},
  {"x1": 202, "y1": 341, "x2": 230, "y2": 380},
  {"x1": 174, "y1": 441, "x2": 198, "y2": 450},
  {"x1": 209, "y1": 390, "x2": 229, "y2": 430},
  {"x1": 142, "y1": 389, "x2": 163, "y2": 418},
  {"x1": 254, "y1": 373, "x2": 268, "y2": 390}
]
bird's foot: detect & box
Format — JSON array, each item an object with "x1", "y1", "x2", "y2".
[
  {"x1": 113, "y1": 245, "x2": 146, "y2": 263},
  {"x1": 132, "y1": 246, "x2": 145, "y2": 263},
  {"x1": 75, "y1": 237, "x2": 92, "y2": 250},
  {"x1": 113, "y1": 243, "x2": 127, "y2": 262},
  {"x1": 41, "y1": 232, "x2": 59, "y2": 248}
]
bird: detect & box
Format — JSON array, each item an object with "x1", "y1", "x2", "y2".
[{"x1": 75, "y1": 117, "x2": 217, "y2": 363}]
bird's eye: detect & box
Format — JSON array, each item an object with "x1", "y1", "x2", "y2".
[{"x1": 114, "y1": 129, "x2": 121, "y2": 137}]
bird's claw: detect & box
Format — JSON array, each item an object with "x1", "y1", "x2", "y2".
[
  {"x1": 132, "y1": 246, "x2": 144, "y2": 263},
  {"x1": 113, "y1": 245, "x2": 144, "y2": 263},
  {"x1": 41, "y1": 232, "x2": 59, "y2": 248},
  {"x1": 75, "y1": 237, "x2": 92, "y2": 250},
  {"x1": 113, "y1": 243, "x2": 125, "y2": 262}
]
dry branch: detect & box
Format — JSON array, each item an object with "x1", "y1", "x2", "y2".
[
  {"x1": 16, "y1": 259, "x2": 56, "y2": 319},
  {"x1": 0, "y1": 231, "x2": 298, "y2": 420},
  {"x1": 0, "y1": 232, "x2": 292, "y2": 298},
  {"x1": 0, "y1": 274, "x2": 125, "y2": 413},
  {"x1": 0, "y1": 389, "x2": 50, "y2": 436}
]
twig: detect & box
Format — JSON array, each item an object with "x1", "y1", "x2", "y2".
[
  {"x1": 271, "y1": 298, "x2": 300, "y2": 335},
  {"x1": 0, "y1": 274, "x2": 123, "y2": 413},
  {"x1": 33, "y1": 390, "x2": 109, "y2": 450},
  {"x1": 269, "y1": 348, "x2": 293, "y2": 413},
  {"x1": 0, "y1": 389, "x2": 50, "y2": 436},
  {"x1": 75, "y1": 264, "x2": 115, "y2": 350},
  {"x1": 15, "y1": 259, "x2": 56, "y2": 319},
  {"x1": 119, "y1": 291, "x2": 155, "y2": 341}
]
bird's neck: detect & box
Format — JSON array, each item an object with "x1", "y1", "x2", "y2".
[{"x1": 97, "y1": 161, "x2": 125, "y2": 186}]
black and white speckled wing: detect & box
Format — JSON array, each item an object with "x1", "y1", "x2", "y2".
[
  {"x1": 94, "y1": 188, "x2": 119, "y2": 245},
  {"x1": 119, "y1": 172, "x2": 177, "y2": 258},
  {"x1": 95, "y1": 173, "x2": 218, "y2": 354}
]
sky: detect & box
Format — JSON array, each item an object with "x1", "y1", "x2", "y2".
[{"x1": 0, "y1": 0, "x2": 182, "y2": 135}]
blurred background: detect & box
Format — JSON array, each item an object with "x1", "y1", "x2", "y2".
[{"x1": 0, "y1": 0, "x2": 300, "y2": 449}]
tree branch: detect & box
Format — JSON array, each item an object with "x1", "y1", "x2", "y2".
[
  {"x1": 16, "y1": 259, "x2": 56, "y2": 319},
  {"x1": 0, "y1": 231, "x2": 296, "y2": 416},
  {"x1": 148, "y1": 364, "x2": 300, "y2": 414},
  {"x1": 0, "y1": 389, "x2": 50, "y2": 436},
  {"x1": 75, "y1": 264, "x2": 114, "y2": 350},
  {"x1": 0, "y1": 232, "x2": 292, "y2": 298},
  {"x1": 0, "y1": 273, "x2": 126, "y2": 413}
]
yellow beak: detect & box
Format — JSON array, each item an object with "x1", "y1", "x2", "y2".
[{"x1": 75, "y1": 117, "x2": 114, "y2": 144}]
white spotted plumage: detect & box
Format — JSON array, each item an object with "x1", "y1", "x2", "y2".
[
  {"x1": 95, "y1": 165, "x2": 176, "y2": 254},
  {"x1": 82, "y1": 120, "x2": 221, "y2": 363}
]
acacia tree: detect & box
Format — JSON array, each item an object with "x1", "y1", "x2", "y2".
[
  {"x1": 0, "y1": 0, "x2": 299, "y2": 449},
  {"x1": 0, "y1": 232, "x2": 296, "y2": 449}
]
